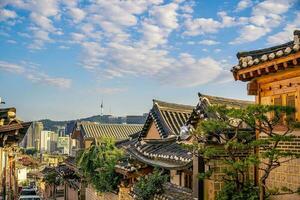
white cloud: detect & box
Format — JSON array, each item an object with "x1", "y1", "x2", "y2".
[
  {"x1": 59, "y1": 45, "x2": 70, "y2": 49},
  {"x1": 26, "y1": 72, "x2": 71, "y2": 89},
  {"x1": 6, "y1": 39, "x2": 17, "y2": 44},
  {"x1": 0, "y1": 60, "x2": 25, "y2": 74},
  {"x1": 231, "y1": 0, "x2": 296, "y2": 44},
  {"x1": 5, "y1": 0, "x2": 297, "y2": 88},
  {"x1": 267, "y1": 13, "x2": 300, "y2": 45},
  {"x1": 140, "y1": 22, "x2": 168, "y2": 48},
  {"x1": 159, "y1": 55, "x2": 223, "y2": 87},
  {"x1": 184, "y1": 11, "x2": 242, "y2": 36},
  {"x1": 252, "y1": 0, "x2": 294, "y2": 16},
  {"x1": 231, "y1": 25, "x2": 271, "y2": 44},
  {"x1": 68, "y1": 7, "x2": 85, "y2": 23},
  {"x1": 30, "y1": 12, "x2": 56, "y2": 32},
  {"x1": 2, "y1": 0, "x2": 61, "y2": 49},
  {"x1": 95, "y1": 87, "x2": 127, "y2": 95},
  {"x1": 0, "y1": 8, "x2": 17, "y2": 21},
  {"x1": 184, "y1": 17, "x2": 221, "y2": 36},
  {"x1": 235, "y1": 0, "x2": 253, "y2": 12},
  {"x1": 199, "y1": 39, "x2": 219, "y2": 45},
  {"x1": 214, "y1": 48, "x2": 221, "y2": 53},
  {"x1": 150, "y1": 3, "x2": 179, "y2": 29},
  {"x1": 0, "y1": 60, "x2": 71, "y2": 89}
]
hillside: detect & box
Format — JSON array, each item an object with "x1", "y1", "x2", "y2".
[{"x1": 39, "y1": 114, "x2": 146, "y2": 131}]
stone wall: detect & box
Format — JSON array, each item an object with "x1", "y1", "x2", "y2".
[
  {"x1": 203, "y1": 159, "x2": 254, "y2": 200},
  {"x1": 260, "y1": 133, "x2": 300, "y2": 200},
  {"x1": 204, "y1": 160, "x2": 226, "y2": 200}
]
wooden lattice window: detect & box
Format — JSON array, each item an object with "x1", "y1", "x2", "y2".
[
  {"x1": 273, "y1": 95, "x2": 283, "y2": 124},
  {"x1": 184, "y1": 173, "x2": 192, "y2": 189},
  {"x1": 286, "y1": 94, "x2": 296, "y2": 121},
  {"x1": 273, "y1": 96, "x2": 282, "y2": 106}
]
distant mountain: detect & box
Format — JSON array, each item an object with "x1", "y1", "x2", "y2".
[{"x1": 39, "y1": 114, "x2": 146, "y2": 132}]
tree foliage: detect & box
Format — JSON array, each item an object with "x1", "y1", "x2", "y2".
[
  {"x1": 44, "y1": 171, "x2": 61, "y2": 185},
  {"x1": 24, "y1": 147, "x2": 37, "y2": 155},
  {"x1": 192, "y1": 104, "x2": 300, "y2": 200},
  {"x1": 134, "y1": 169, "x2": 168, "y2": 200},
  {"x1": 76, "y1": 137, "x2": 123, "y2": 193}
]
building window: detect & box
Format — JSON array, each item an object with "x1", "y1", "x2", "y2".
[
  {"x1": 286, "y1": 94, "x2": 296, "y2": 121},
  {"x1": 184, "y1": 173, "x2": 192, "y2": 189},
  {"x1": 273, "y1": 96, "x2": 282, "y2": 106},
  {"x1": 273, "y1": 95, "x2": 284, "y2": 124}
]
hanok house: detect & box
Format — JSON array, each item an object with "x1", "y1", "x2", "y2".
[
  {"x1": 231, "y1": 30, "x2": 300, "y2": 200},
  {"x1": 184, "y1": 93, "x2": 253, "y2": 200},
  {"x1": 69, "y1": 122, "x2": 143, "y2": 200},
  {"x1": 56, "y1": 163, "x2": 83, "y2": 200},
  {"x1": 71, "y1": 121, "x2": 143, "y2": 150},
  {"x1": 0, "y1": 107, "x2": 31, "y2": 200},
  {"x1": 116, "y1": 100, "x2": 195, "y2": 200}
]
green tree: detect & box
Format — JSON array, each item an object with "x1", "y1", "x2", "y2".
[
  {"x1": 25, "y1": 147, "x2": 37, "y2": 155},
  {"x1": 134, "y1": 169, "x2": 168, "y2": 200},
  {"x1": 77, "y1": 137, "x2": 123, "y2": 193},
  {"x1": 192, "y1": 105, "x2": 300, "y2": 200},
  {"x1": 44, "y1": 171, "x2": 61, "y2": 199}
]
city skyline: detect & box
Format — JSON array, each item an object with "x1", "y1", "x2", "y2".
[{"x1": 0, "y1": 0, "x2": 299, "y2": 121}]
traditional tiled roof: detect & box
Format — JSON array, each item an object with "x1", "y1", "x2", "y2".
[
  {"x1": 56, "y1": 164, "x2": 81, "y2": 189},
  {"x1": 153, "y1": 182, "x2": 193, "y2": 200},
  {"x1": 183, "y1": 93, "x2": 254, "y2": 143},
  {"x1": 231, "y1": 30, "x2": 300, "y2": 80},
  {"x1": 0, "y1": 108, "x2": 32, "y2": 147},
  {"x1": 115, "y1": 157, "x2": 149, "y2": 174},
  {"x1": 123, "y1": 137, "x2": 192, "y2": 170},
  {"x1": 185, "y1": 93, "x2": 253, "y2": 129},
  {"x1": 64, "y1": 156, "x2": 76, "y2": 167},
  {"x1": 80, "y1": 123, "x2": 143, "y2": 141},
  {"x1": 139, "y1": 100, "x2": 193, "y2": 139},
  {"x1": 202, "y1": 94, "x2": 253, "y2": 108}
]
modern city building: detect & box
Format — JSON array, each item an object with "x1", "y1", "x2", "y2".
[
  {"x1": 57, "y1": 136, "x2": 70, "y2": 155},
  {"x1": 22, "y1": 121, "x2": 43, "y2": 150},
  {"x1": 40, "y1": 130, "x2": 58, "y2": 153}
]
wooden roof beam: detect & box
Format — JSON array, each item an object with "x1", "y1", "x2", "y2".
[
  {"x1": 242, "y1": 73, "x2": 246, "y2": 79},
  {"x1": 293, "y1": 59, "x2": 298, "y2": 65},
  {"x1": 257, "y1": 69, "x2": 261, "y2": 75},
  {"x1": 249, "y1": 71, "x2": 253, "y2": 77},
  {"x1": 265, "y1": 67, "x2": 269, "y2": 73}
]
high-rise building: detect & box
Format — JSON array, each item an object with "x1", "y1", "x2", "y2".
[
  {"x1": 22, "y1": 121, "x2": 43, "y2": 150},
  {"x1": 57, "y1": 136, "x2": 70, "y2": 155},
  {"x1": 55, "y1": 126, "x2": 66, "y2": 137},
  {"x1": 40, "y1": 130, "x2": 58, "y2": 153}
]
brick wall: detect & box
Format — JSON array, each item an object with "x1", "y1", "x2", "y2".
[
  {"x1": 204, "y1": 159, "x2": 254, "y2": 200},
  {"x1": 259, "y1": 133, "x2": 300, "y2": 200}
]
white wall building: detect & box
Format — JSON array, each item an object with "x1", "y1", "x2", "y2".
[
  {"x1": 17, "y1": 167, "x2": 27, "y2": 184},
  {"x1": 57, "y1": 136, "x2": 70, "y2": 155},
  {"x1": 40, "y1": 131, "x2": 58, "y2": 153}
]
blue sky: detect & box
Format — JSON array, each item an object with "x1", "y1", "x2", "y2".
[{"x1": 0, "y1": 0, "x2": 299, "y2": 121}]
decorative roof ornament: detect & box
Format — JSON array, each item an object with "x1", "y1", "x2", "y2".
[{"x1": 179, "y1": 125, "x2": 190, "y2": 140}]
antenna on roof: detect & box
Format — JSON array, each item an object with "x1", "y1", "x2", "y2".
[{"x1": 100, "y1": 99, "x2": 104, "y2": 116}]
